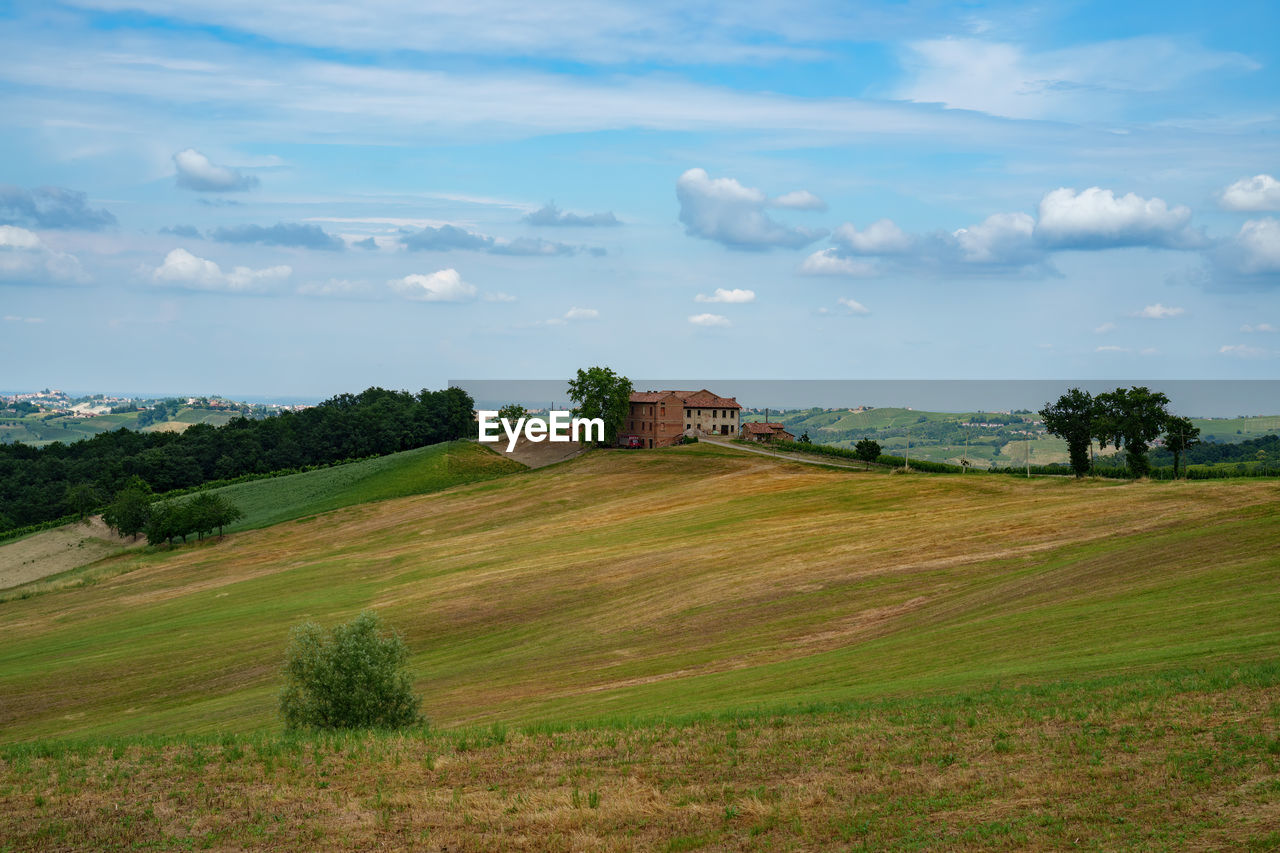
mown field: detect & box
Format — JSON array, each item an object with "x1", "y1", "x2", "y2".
[
  {"x1": 1, "y1": 443, "x2": 1277, "y2": 848},
  {"x1": 2, "y1": 663, "x2": 1277, "y2": 851}
]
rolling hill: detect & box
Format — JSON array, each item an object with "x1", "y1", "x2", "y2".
[
  {"x1": 1, "y1": 442, "x2": 1278, "y2": 849},
  {"x1": 2, "y1": 442, "x2": 1276, "y2": 741}
]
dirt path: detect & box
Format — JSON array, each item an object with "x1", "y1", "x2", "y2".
[{"x1": 0, "y1": 516, "x2": 142, "y2": 589}]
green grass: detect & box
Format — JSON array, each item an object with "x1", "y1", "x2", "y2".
[
  {"x1": 198, "y1": 440, "x2": 525, "y2": 532},
  {"x1": 1, "y1": 661, "x2": 1276, "y2": 851}
]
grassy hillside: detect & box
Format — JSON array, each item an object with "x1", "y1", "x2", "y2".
[
  {"x1": 204, "y1": 440, "x2": 525, "y2": 533},
  {"x1": 1, "y1": 443, "x2": 1277, "y2": 744}
]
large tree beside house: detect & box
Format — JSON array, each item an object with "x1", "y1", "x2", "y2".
[{"x1": 567, "y1": 366, "x2": 633, "y2": 447}]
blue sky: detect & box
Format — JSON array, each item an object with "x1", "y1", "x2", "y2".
[{"x1": 1, "y1": 0, "x2": 1278, "y2": 398}]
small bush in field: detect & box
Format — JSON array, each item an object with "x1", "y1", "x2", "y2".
[{"x1": 279, "y1": 611, "x2": 422, "y2": 730}]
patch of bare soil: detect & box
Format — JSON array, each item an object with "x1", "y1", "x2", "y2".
[
  {"x1": 0, "y1": 516, "x2": 142, "y2": 589},
  {"x1": 489, "y1": 434, "x2": 584, "y2": 468}
]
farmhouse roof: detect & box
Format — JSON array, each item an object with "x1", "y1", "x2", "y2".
[
  {"x1": 742, "y1": 422, "x2": 789, "y2": 435},
  {"x1": 629, "y1": 390, "x2": 682, "y2": 404},
  {"x1": 679, "y1": 389, "x2": 741, "y2": 409}
]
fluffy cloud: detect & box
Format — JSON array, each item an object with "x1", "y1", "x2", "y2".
[
  {"x1": 211, "y1": 222, "x2": 344, "y2": 250},
  {"x1": 173, "y1": 149, "x2": 260, "y2": 192},
  {"x1": 0, "y1": 185, "x2": 116, "y2": 230},
  {"x1": 952, "y1": 212, "x2": 1037, "y2": 263},
  {"x1": 151, "y1": 248, "x2": 290, "y2": 292},
  {"x1": 401, "y1": 225, "x2": 575, "y2": 256},
  {"x1": 832, "y1": 219, "x2": 913, "y2": 255},
  {"x1": 1094, "y1": 322, "x2": 1116, "y2": 334},
  {"x1": 564, "y1": 307, "x2": 598, "y2": 320},
  {"x1": 695, "y1": 287, "x2": 755, "y2": 304},
  {"x1": 0, "y1": 225, "x2": 87, "y2": 284},
  {"x1": 771, "y1": 190, "x2": 827, "y2": 211},
  {"x1": 836, "y1": 297, "x2": 870, "y2": 315},
  {"x1": 523, "y1": 203, "x2": 620, "y2": 227},
  {"x1": 676, "y1": 169, "x2": 826, "y2": 251},
  {"x1": 1034, "y1": 187, "x2": 1201, "y2": 250},
  {"x1": 1136, "y1": 303, "x2": 1185, "y2": 319},
  {"x1": 1219, "y1": 218, "x2": 1280, "y2": 276},
  {"x1": 1220, "y1": 175, "x2": 1280, "y2": 212},
  {"x1": 688, "y1": 312, "x2": 731, "y2": 327},
  {"x1": 388, "y1": 269, "x2": 477, "y2": 302},
  {"x1": 799, "y1": 248, "x2": 877, "y2": 277}
]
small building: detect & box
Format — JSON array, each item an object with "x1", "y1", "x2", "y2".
[
  {"x1": 741, "y1": 422, "x2": 794, "y2": 443},
  {"x1": 619, "y1": 388, "x2": 742, "y2": 448}
]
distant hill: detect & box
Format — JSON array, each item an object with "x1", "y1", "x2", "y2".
[
  {"x1": 0, "y1": 406, "x2": 239, "y2": 447},
  {"x1": 745, "y1": 407, "x2": 1280, "y2": 468}
]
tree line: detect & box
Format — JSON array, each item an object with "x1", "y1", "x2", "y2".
[
  {"x1": 0, "y1": 386, "x2": 475, "y2": 531},
  {"x1": 102, "y1": 477, "x2": 245, "y2": 546},
  {"x1": 1039, "y1": 386, "x2": 1200, "y2": 478}
]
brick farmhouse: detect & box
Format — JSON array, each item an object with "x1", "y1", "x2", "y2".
[{"x1": 620, "y1": 389, "x2": 742, "y2": 448}]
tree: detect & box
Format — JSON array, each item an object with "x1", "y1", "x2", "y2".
[
  {"x1": 797, "y1": 431, "x2": 811, "y2": 444},
  {"x1": 1039, "y1": 388, "x2": 1096, "y2": 478},
  {"x1": 854, "y1": 438, "x2": 882, "y2": 463},
  {"x1": 1094, "y1": 386, "x2": 1170, "y2": 478},
  {"x1": 1164, "y1": 415, "x2": 1201, "y2": 479},
  {"x1": 497, "y1": 403, "x2": 527, "y2": 423},
  {"x1": 566, "y1": 366, "x2": 633, "y2": 447},
  {"x1": 67, "y1": 483, "x2": 99, "y2": 521},
  {"x1": 279, "y1": 611, "x2": 423, "y2": 730},
  {"x1": 103, "y1": 477, "x2": 152, "y2": 540},
  {"x1": 144, "y1": 500, "x2": 177, "y2": 546}
]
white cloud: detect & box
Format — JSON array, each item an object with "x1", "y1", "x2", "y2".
[
  {"x1": 770, "y1": 190, "x2": 827, "y2": 211},
  {"x1": 1222, "y1": 218, "x2": 1280, "y2": 275},
  {"x1": 1241, "y1": 323, "x2": 1276, "y2": 333},
  {"x1": 832, "y1": 219, "x2": 913, "y2": 255},
  {"x1": 152, "y1": 248, "x2": 290, "y2": 292},
  {"x1": 1095, "y1": 345, "x2": 1129, "y2": 353},
  {"x1": 836, "y1": 297, "x2": 870, "y2": 315},
  {"x1": 688, "y1": 312, "x2": 730, "y2": 327},
  {"x1": 388, "y1": 269, "x2": 476, "y2": 302},
  {"x1": 695, "y1": 287, "x2": 755, "y2": 304},
  {"x1": 896, "y1": 36, "x2": 1255, "y2": 121},
  {"x1": 564, "y1": 306, "x2": 598, "y2": 320},
  {"x1": 799, "y1": 248, "x2": 877, "y2": 277},
  {"x1": 3, "y1": 314, "x2": 44, "y2": 323},
  {"x1": 676, "y1": 168, "x2": 825, "y2": 251},
  {"x1": 0, "y1": 225, "x2": 87, "y2": 284},
  {"x1": 1094, "y1": 322, "x2": 1116, "y2": 334},
  {"x1": 1035, "y1": 187, "x2": 1200, "y2": 250},
  {"x1": 1219, "y1": 344, "x2": 1271, "y2": 358},
  {"x1": 1136, "y1": 303, "x2": 1185, "y2": 319},
  {"x1": 952, "y1": 211, "x2": 1037, "y2": 263},
  {"x1": 1220, "y1": 175, "x2": 1280, "y2": 212},
  {"x1": 173, "y1": 149, "x2": 260, "y2": 192}
]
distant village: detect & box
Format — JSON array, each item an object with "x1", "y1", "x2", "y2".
[{"x1": 0, "y1": 389, "x2": 309, "y2": 419}]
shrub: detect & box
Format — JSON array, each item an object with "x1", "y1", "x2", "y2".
[
  {"x1": 682, "y1": 435, "x2": 699, "y2": 444},
  {"x1": 279, "y1": 611, "x2": 423, "y2": 730}
]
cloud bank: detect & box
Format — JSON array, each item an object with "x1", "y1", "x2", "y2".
[{"x1": 0, "y1": 185, "x2": 116, "y2": 230}]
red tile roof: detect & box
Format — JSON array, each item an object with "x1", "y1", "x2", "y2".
[
  {"x1": 630, "y1": 388, "x2": 741, "y2": 408},
  {"x1": 742, "y1": 422, "x2": 790, "y2": 435}
]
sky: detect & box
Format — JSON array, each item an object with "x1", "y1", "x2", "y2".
[{"x1": 1, "y1": 0, "x2": 1278, "y2": 399}]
